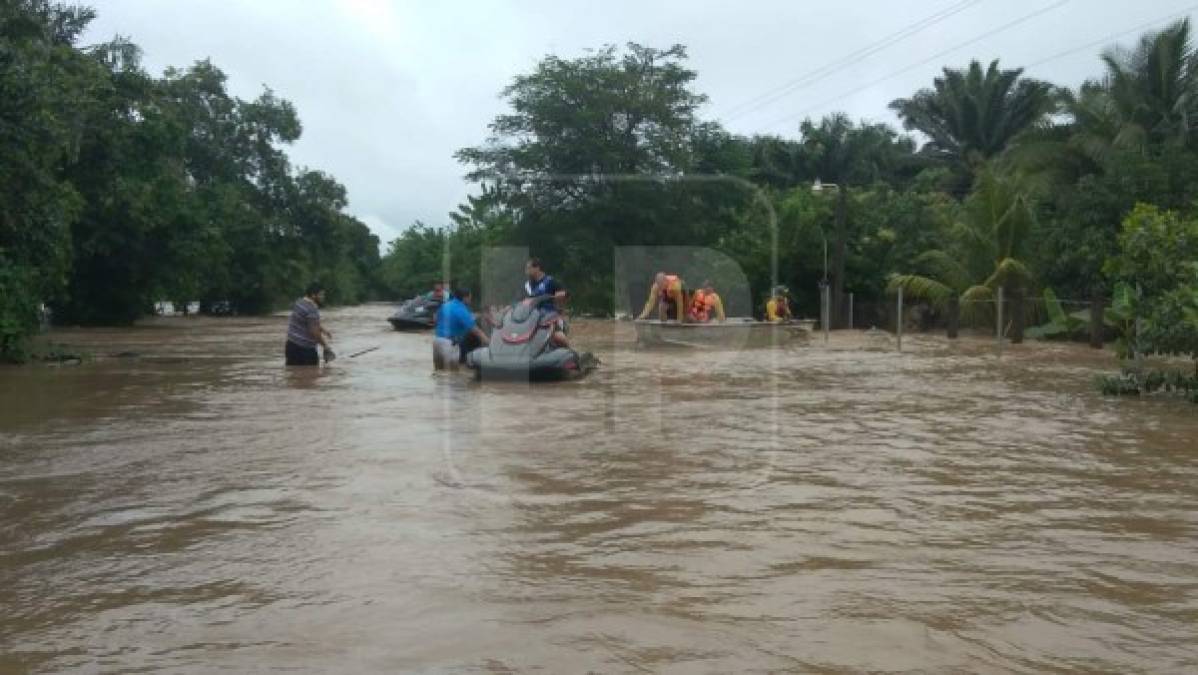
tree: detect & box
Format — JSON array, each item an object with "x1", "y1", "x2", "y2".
[
  {"x1": 1, "y1": 1, "x2": 384, "y2": 357},
  {"x1": 455, "y1": 43, "x2": 749, "y2": 312},
  {"x1": 1021, "y1": 20, "x2": 1198, "y2": 182},
  {"x1": 745, "y1": 135, "x2": 803, "y2": 190},
  {"x1": 0, "y1": 0, "x2": 96, "y2": 356},
  {"x1": 890, "y1": 60, "x2": 1056, "y2": 178},
  {"x1": 1100, "y1": 19, "x2": 1198, "y2": 151},
  {"x1": 1098, "y1": 204, "x2": 1198, "y2": 400},
  {"x1": 796, "y1": 113, "x2": 915, "y2": 326},
  {"x1": 889, "y1": 169, "x2": 1037, "y2": 341}
]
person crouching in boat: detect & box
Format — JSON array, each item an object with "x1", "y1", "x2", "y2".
[
  {"x1": 765, "y1": 286, "x2": 793, "y2": 323},
  {"x1": 688, "y1": 280, "x2": 726, "y2": 323},
  {"x1": 636, "y1": 272, "x2": 686, "y2": 322},
  {"x1": 433, "y1": 287, "x2": 489, "y2": 370}
]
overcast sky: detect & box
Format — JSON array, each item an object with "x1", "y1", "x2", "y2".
[{"x1": 84, "y1": 0, "x2": 1197, "y2": 247}]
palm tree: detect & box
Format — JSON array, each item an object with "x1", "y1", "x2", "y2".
[
  {"x1": 888, "y1": 169, "x2": 1037, "y2": 342},
  {"x1": 890, "y1": 60, "x2": 1057, "y2": 176},
  {"x1": 1017, "y1": 20, "x2": 1198, "y2": 180},
  {"x1": 1099, "y1": 18, "x2": 1198, "y2": 150},
  {"x1": 798, "y1": 113, "x2": 914, "y2": 326},
  {"x1": 1008, "y1": 20, "x2": 1198, "y2": 329}
]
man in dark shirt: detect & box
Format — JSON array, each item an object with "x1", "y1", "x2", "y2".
[
  {"x1": 522, "y1": 258, "x2": 570, "y2": 349},
  {"x1": 285, "y1": 282, "x2": 334, "y2": 366}
]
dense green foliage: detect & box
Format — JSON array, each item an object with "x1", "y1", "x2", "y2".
[
  {"x1": 5, "y1": 0, "x2": 1197, "y2": 389},
  {"x1": 1, "y1": 0, "x2": 379, "y2": 360},
  {"x1": 888, "y1": 169, "x2": 1037, "y2": 336},
  {"x1": 1105, "y1": 204, "x2": 1198, "y2": 360},
  {"x1": 890, "y1": 60, "x2": 1056, "y2": 178},
  {"x1": 380, "y1": 22, "x2": 1197, "y2": 367}
]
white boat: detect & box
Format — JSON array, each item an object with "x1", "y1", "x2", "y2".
[{"x1": 633, "y1": 318, "x2": 814, "y2": 349}]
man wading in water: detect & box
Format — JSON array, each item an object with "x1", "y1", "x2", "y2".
[
  {"x1": 433, "y1": 287, "x2": 489, "y2": 370},
  {"x1": 285, "y1": 282, "x2": 334, "y2": 366}
]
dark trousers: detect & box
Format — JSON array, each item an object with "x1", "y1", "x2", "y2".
[
  {"x1": 285, "y1": 340, "x2": 320, "y2": 366},
  {"x1": 458, "y1": 331, "x2": 484, "y2": 364}
]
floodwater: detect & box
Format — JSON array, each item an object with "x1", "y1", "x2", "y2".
[{"x1": 1, "y1": 305, "x2": 1196, "y2": 673}]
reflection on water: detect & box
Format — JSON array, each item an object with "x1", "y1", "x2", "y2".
[{"x1": 1, "y1": 305, "x2": 1196, "y2": 672}]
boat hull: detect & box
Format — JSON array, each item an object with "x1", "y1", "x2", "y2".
[
  {"x1": 388, "y1": 316, "x2": 434, "y2": 331},
  {"x1": 633, "y1": 318, "x2": 811, "y2": 349}
]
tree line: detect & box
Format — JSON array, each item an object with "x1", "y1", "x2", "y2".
[
  {"x1": 1, "y1": 0, "x2": 381, "y2": 360},
  {"x1": 5, "y1": 0, "x2": 1196, "y2": 388},
  {"x1": 383, "y1": 22, "x2": 1198, "y2": 388}
]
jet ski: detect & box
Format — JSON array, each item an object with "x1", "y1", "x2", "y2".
[
  {"x1": 465, "y1": 297, "x2": 597, "y2": 382},
  {"x1": 387, "y1": 292, "x2": 442, "y2": 330}
]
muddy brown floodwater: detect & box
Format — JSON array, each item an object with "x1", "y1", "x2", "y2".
[{"x1": 1, "y1": 304, "x2": 1196, "y2": 673}]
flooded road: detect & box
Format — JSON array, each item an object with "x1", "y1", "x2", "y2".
[{"x1": 2, "y1": 305, "x2": 1196, "y2": 673}]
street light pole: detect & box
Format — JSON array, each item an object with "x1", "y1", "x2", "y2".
[{"x1": 813, "y1": 178, "x2": 839, "y2": 327}]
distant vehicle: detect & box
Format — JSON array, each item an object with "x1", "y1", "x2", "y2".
[
  {"x1": 205, "y1": 301, "x2": 234, "y2": 316},
  {"x1": 387, "y1": 291, "x2": 442, "y2": 330}
]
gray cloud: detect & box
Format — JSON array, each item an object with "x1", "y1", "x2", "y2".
[{"x1": 84, "y1": 0, "x2": 1197, "y2": 246}]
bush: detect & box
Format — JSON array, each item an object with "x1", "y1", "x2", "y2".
[{"x1": 0, "y1": 259, "x2": 42, "y2": 363}]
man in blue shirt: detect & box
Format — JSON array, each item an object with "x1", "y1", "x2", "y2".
[
  {"x1": 433, "y1": 287, "x2": 489, "y2": 370},
  {"x1": 521, "y1": 258, "x2": 570, "y2": 349}
]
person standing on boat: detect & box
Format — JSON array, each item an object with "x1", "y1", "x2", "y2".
[
  {"x1": 285, "y1": 282, "x2": 334, "y2": 366},
  {"x1": 433, "y1": 287, "x2": 489, "y2": 370},
  {"x1": 522, "y1": 258, "x2": 571, "y2": 349},
  {"x1": 636, "y1": 272, "x2": 686, "y2": 322},
  {"x1": 688, "y1": 280, "x2": 726, "y2": 323},
  {"x1": 766, "y1": 286, "x2": 793, "y2": 323}
]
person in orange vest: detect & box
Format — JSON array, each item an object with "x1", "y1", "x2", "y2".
[
  {"x1": 687, "y1": 280, "x2": 726, "y2": 323},
  {"x1": 765, "y1": 286, "x2": 793, "y2": 322},
  {"x1": 636, "y1": 272, "x2": 686, "y2": 322}
]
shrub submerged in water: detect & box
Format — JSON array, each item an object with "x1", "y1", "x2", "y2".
[{"x1": 1099, "y1": 368, "x2": 1198, "y2": 403}]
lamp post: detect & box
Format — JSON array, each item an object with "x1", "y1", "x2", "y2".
[
  {"x1": 811, "y1": 179, "x2": 841, "y2": 341},
  {"x1": 810, "y1": 179, "x2": 835, "y2": 284}
]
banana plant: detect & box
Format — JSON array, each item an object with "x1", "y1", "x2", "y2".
[
  {"x1": 1026, "y1": 284, "x2": 1141, "y2": 345},
  {"x1": 1026, "y1": 288, "x2": 1086, "y2": 338},
  {"x1": 1106, "y1": 282, "x2": 1139, "y2": 358}
]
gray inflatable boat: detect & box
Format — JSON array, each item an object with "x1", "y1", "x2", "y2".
[{"x1": 466, "y1": 299, "x2": 596, "y2": 382}]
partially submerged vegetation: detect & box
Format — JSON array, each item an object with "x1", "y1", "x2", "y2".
[
  {"x1": 3, "y1": 2, "x2": 1196, "y2": 402},
  {"x1": 1, "y1": 1, "x2": 382, "y2": 362}
]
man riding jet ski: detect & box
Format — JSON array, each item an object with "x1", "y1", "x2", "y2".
[
  {"x1": 388, "y1": 283, "x2": 445, "y2": 330},
  {"x1": 465, "y1": 258, "x2": 596, "y2": 381}
]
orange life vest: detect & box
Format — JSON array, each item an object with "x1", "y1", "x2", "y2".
[{"x1": 689, "y1": 289, "x2": 716, "y2": 321}]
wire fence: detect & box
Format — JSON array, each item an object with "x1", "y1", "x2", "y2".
[{"x1": 812, "y1": 288, "x2": 1115, "y2": 353}]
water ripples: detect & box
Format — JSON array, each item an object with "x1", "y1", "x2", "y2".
[{"x1": 1, "y1": 306, "x2": 1196, "y2": 672}]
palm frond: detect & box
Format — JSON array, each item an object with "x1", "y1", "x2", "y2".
[
  {"x1": 960, "y1": 284, "x2": 995, "y2": 324},
  {"x1": 911, "y1": 249, "x2": 970, "y2": 291},
  {"x1": 888, "y1": 274, "x2": 954, "y2": 310},
  {"x1": 982, "y1": 257, "x2": 1036, "y2": 290}
]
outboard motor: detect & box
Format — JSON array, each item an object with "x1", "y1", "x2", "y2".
[{"x1": 466, "y1": 300, "x2": 596, "y2": 382}]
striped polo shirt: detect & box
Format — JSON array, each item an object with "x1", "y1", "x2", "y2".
[{"x1": 286, "y1": 298, "x2": 320, "y2": 348}]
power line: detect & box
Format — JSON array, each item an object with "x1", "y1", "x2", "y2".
[
  {"x1": 719, "y1": 0, "x2": 986, "y2": 122},
  {"x1": 760, "y1": 0, "x2": 1071, "y2": 132},
  {"x1": 1023, "y1": 3, "x2": 1198, "y2": 69}
]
